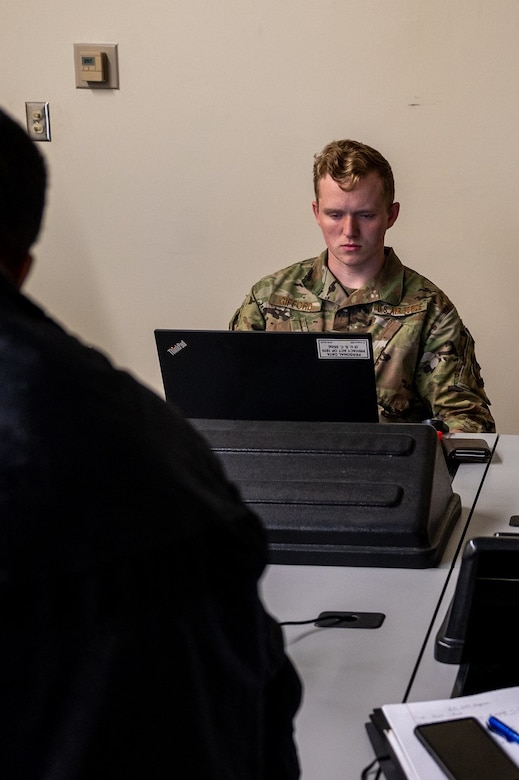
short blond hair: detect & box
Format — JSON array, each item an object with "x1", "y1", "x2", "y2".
[{"x1": 313, "y1": 139, "x2": 395, "y2": 208}]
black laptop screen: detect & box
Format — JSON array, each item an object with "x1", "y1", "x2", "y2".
[{"x1": 154, "y1": 330, "x2": 379, "y2": 423}]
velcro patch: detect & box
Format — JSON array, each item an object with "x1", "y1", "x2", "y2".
[
  {"x1": 373, "y1": 300, "x2": 428, "y2": 317},
  {"x1": 269, "y1": 293, "x2": 322, "y2": 313}
]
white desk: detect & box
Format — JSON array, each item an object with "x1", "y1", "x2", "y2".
[{"x1": 260, "y1": 434, "x2": 498, "y2": 780}]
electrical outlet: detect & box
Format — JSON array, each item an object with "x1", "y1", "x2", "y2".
[
  {"x1": 314, "y1": 611, "x2": 385, "y2": 629},
  {"x1": 25, "y1": 102, "x2": 51, "y2": 141}
]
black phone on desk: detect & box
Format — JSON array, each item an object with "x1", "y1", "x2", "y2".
[{"x1": 414, "y1": 717, "x2": 519, "y2": 779}]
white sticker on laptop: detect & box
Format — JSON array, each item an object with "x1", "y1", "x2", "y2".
[{"x1": 317, "y1": 338, "x2": 371, "y2": 359}]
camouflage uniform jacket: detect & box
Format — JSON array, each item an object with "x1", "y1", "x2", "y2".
[{"x1": 229, "y1": 248, "x2": 495, "y2": 433}]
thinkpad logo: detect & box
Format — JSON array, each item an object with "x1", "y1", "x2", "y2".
[{"x1": 167, "y1": 339, "x2": 187, "y2": 356}]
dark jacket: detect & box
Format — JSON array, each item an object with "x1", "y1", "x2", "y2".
[{"x1": 0, "y1": 273, "x2": 301, "y2": 779}]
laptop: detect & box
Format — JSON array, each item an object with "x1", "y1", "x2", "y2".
[{"x1": 154, "y1": 329, "x2": 379, "y2": 423}]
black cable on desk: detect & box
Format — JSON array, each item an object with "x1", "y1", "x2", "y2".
[
  {"x1": 361, "y1": 757, "x2": 382, "y2": 778},
  {"x1": 279, "y1": 615, "x2": 345, "y2": 627},
  {"x1": 280, "y1": 611, "x2": 385, "y2": 629}
]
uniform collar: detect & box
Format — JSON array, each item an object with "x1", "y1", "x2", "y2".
[{"x1": 304, "y1": 248, "x2": 405, "y2": 306}]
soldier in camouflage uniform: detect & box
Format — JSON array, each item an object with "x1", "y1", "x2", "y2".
[{"x1": 230, "y1": 139, "x2": 495, "y2": 433}]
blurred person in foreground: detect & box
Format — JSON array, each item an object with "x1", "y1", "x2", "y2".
[{"x1": 0, "y1": 107, "x2": 301, "y2": 780}]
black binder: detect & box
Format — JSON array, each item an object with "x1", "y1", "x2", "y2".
[{"x1": 366, "y1": 709, "x2": 408, "y2": 780}]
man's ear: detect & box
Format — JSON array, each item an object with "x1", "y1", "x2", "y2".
[
  {"x1": 0, "y1": 252, "x2": 33, "y2": 288},
  {"x1": 16, "y1": 253, "x2": 33, "y2": 288},
  {"x1": 387, "y1": 202, "x2": 400, "y2": 229}
]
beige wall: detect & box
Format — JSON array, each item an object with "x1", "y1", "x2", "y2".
[{"x1": 2, "y1": 1, "x2": 517, "y2": 430}]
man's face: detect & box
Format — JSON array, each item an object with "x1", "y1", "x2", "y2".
[{"x1": 312, "y1": 172, "x2": 399, "y2": 282}]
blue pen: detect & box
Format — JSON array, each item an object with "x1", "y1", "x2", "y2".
[{"x1": 487, "y1": 716, "x2": 519, "y2": 743}]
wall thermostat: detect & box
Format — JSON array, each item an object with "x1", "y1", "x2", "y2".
[
  {"x1": 73, "y1": 43, "x2": 119, "y2": 89},
  {"x1": 79, "y1": 52, "x2": 107, "y2": 82}
]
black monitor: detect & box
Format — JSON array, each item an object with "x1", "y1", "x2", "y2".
[{"x1": 435, "y1": 535, "x2": 519, "y2": 696}]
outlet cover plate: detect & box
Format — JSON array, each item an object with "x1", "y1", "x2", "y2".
[{"x1": 25, "y1": 101, "x2": 51, "y2": 141}]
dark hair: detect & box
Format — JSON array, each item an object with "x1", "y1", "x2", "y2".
[
  {"x1": 0, "y1": 108, "x2": 47, "y2": 261},
  {"x1": 313, "y1": 139, "x2": 395, "y2": 207}
]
